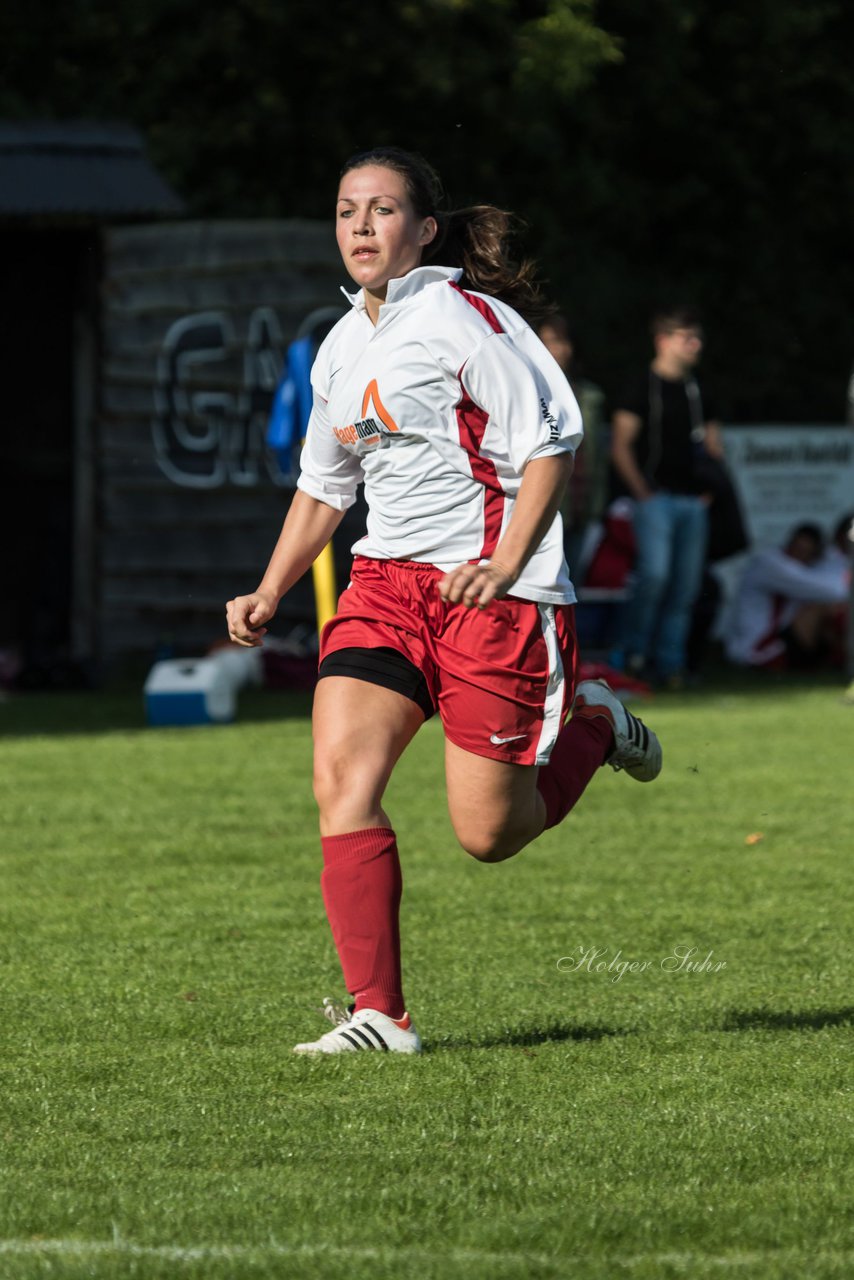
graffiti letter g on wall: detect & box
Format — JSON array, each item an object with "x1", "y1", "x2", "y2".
[{"x1": 152, "y1": 312, "x2": 237, "y2": 489}]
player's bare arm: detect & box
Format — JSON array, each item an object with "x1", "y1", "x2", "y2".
[
  {"x1": 439, "y1": 452, "x2": 574, "y2": 609},
  {"x1": 227, "y1": 491, "x2": 345, "y2": 646}
]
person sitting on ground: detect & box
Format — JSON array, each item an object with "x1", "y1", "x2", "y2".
[
  {"x1": 724, "y1": 522, "x2": 849, "y2": 670},
  {"x1": 818, "y1": 513, "x2": 854, "y2": 586}
]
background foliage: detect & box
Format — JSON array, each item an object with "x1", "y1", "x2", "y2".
[{"x1": 2, "y1": 0, "x2": 853, "y2": 420}]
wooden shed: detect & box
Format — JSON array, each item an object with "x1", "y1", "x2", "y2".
[
  {"x1": 1, "y1": 120, "x2": 181, "y2": 685},
  {"x1": 98, "y1": 219, "x2": 353, "y2": 667},
  {"x1": 1, "y1": 121, "x2": 354, "y2": 684}
]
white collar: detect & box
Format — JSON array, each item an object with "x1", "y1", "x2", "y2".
[{"x1": 340, "y1": 264, "x2": 463, "y2": 313}]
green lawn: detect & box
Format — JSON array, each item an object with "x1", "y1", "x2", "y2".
[{"x1": 1, "y1": 676, "x2": 853, "y2": 1279}]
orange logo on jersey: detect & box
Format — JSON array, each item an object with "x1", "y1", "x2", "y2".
[
  {"x1": 334, "y1": 379, "x2": 400, "y2": 447},
  {"x1": 360, "y1": 379, "x2": 399, "y2": 432}
]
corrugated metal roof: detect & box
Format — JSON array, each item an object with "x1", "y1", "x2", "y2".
[{"x1": 0, "y1": 121, "x2": 184, "y2": 218}]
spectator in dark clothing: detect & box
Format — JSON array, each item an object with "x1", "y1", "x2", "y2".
[
  {"x1": 537, "y1": 314, "x2": 607, "y2": 579},
  {"x1": 609, "y1": 304, "x2": 723, "y2": 686},
  {"x1": 685, "y1": 447, "x2": 750, "y2": 676}
]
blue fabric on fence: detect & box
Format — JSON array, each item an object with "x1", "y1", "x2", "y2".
[{"x1": 267, "y1": 335, "x2": 315, "y2": 466}]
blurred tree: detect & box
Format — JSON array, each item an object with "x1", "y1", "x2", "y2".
[
  {"x1": 537, "y1": 0, "x2": 854, "y2": 421},
  {"x1": 0, "y1": 0, "x2": 618, "y2": 214},
  {"x1": 1, "y1": 0, "x2": 851, "y2": 420}
]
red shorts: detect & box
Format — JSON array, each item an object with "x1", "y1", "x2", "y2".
[{"x1": 319, "y1": 556, "x2": 577, "y2": 765}]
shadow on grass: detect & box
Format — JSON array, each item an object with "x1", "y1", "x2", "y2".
[
  {"x1": 639, "y1": 665, "x2": 847, "y2": 705},
  {"x1": 431, "y1": 1021, "x2": 635, "y2": 1052},
  {"x1": 720, "y1": 1006, "x2": 854, "y2": 1033},
  {"x1": 1, "y1": 656, "x2": 847, "y2": 737},
  {"x1": 0, "y1": 686, "x2": 314, "y2": 739}
]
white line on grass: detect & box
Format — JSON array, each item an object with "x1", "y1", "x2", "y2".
[{"x1": 1, "y1": 1239, "x2": 853, "y2": 1271}]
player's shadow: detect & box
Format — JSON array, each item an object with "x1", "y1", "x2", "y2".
[
  {"x1": 435, "y1": 1021, "x2": 634, "y2": 1051},
  {"x1": 719, "y1": 1006, "x2": 854, "y2": 1033}
]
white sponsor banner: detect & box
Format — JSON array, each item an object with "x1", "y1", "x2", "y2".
[
  {"x1": 714, "y1": 425, "x2": 854, "y2": 634},
  {"x1": 721, "y1": 425, "x2": 854, "y2": 550}
]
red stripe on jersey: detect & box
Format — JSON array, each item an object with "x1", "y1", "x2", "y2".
[
  {"x1": 448, "y1": 280, "x2": 505, "y2": 334},
  {"x1": 450, "y1": 282, "x2": 506, "y2": 558},
  {"x1": 455, "y1": 386, "x2": 505, "y2": 559}
]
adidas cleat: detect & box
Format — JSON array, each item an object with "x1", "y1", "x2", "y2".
[
  {"x1": 572, "y1": 679, "x2": 662, "y2": 782},
  {"x1": 293, "y1": 1006, "x2": 422, "y2": 1055}
]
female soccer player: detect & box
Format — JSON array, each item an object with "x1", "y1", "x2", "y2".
[{"x1": 226, "y1": 146, "x2": 662, "y2": 1054}]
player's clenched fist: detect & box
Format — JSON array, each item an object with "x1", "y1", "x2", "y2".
[{"x1": 226, "y1": 592, "x2": 276, "y2": 646}]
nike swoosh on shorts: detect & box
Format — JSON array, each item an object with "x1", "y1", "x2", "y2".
[{"x1": 489, "y1": 733, "x2": 527, "y2": 745}]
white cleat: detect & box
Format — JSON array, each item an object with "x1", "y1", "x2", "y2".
[
  {"x1": 572, "y1": 679, "x2": 663, "y2": 782},
  {"x1": 293, "y1": 1006, "x2": 422, "y2": 1055}
]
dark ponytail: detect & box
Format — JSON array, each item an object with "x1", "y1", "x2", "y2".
[
  {"x1": 340, "y1": 146, "x2": 552, "y2": 323},
  {"x1": 426, "y1": 205, "x2": 550, "y2": 323}
]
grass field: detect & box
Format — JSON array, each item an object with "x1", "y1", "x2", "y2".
[{"x1": 1, "y1": 673, "x2": 853, "y2": 1279}]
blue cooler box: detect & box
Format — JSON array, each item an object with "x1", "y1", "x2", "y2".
[{"x1": 144, "y1": 658, "x2": 236, "y2": 726}]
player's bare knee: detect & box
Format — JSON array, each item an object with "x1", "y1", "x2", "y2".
[
  {"x1": 313, "y1": 753, "x2": 361, "y2": 816},
  {"x1": 456, "y1": 824, "x2": 524, "y2": 864},
  {"x1": 312, "y1": 751, "x2": 344, "y2": 811},
  {"x1": 313, "y1": 750, "x2": 385, "y2": 828}
]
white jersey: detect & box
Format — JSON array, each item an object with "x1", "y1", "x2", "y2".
[
  {"x1": 296, "y1": 265, "x2": 583, "y2": 604},
  {"x1": 725, "y1": 546, "x2": 849, "y2": 665}
]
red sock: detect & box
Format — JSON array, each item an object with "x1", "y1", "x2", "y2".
[
  {"x1": 320, "y1": 827, "x2": 404, "y2": 1019},
  {"x1": 537, "y1": 714, "x2": 614, "y2": 829}
]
